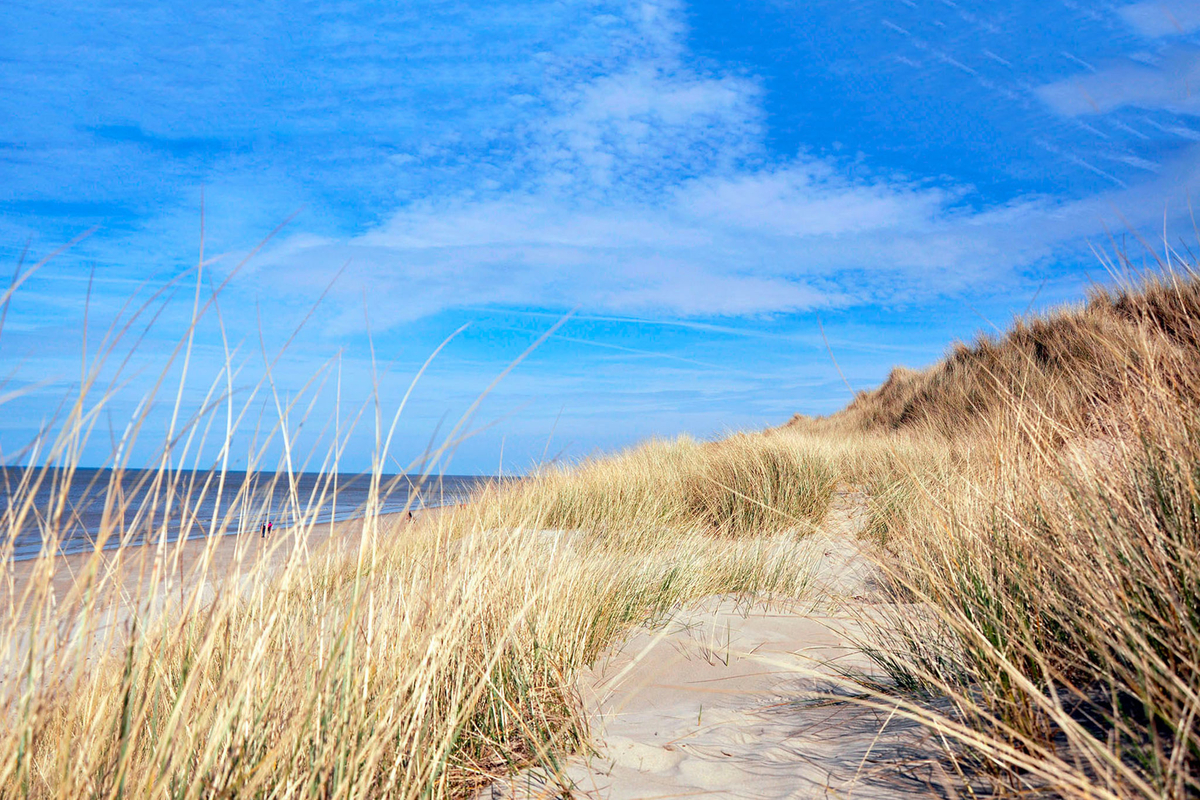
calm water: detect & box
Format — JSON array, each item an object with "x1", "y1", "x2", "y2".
[{"x1": 0, "y1": 467, "x2": 496, "y2": 561}]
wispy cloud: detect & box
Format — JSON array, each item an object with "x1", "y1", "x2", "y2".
[
  {"x1": 1119, "y1": 1, "x2": 1200, "y2": 38},
  {"x1": 254, "y1": 0, "x2": 1140, "y2": 331},
  {"x1": 1037, "y1": 44, "x2": 1200, "y2": 117}
]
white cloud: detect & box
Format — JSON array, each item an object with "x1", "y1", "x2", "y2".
[
  {"x1": 678, "y1": 166, "x2": 958, "y2": 237},
  {"x1": 1037, "y1": 45, "x2": 1200, "y2": 116},
  {"x1": 538, "y1": 66, "x2": 760, "y2": 191},
  {"x1": 248, "y1": 0, "x2": 1199, "y2": 333},
  {"x1": 1119, "y1": 2, "x2": 1200, "y2": 38},
  {"x1": 260, "y1": 173, "x2": 1076, "y2": 334},
  {"x1": 1037, "y1": 3, "x2": 1200, "y2": 119}
]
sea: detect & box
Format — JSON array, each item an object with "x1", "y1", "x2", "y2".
[{"x1": 0, "y1": 467, "x2": 496, "y2": 561}]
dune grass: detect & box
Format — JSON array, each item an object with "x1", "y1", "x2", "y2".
[
  {"x1": 3, "y1": 492, "x2": 824, "y2": 798},
  {"x1": 6, "y1": 244, "x2": 1200, "y2": 798},
  {"x1": 456, "y1": 432, "x2": 836, "y2": 539},
  {"x1": 0, "y1": 281, "x2": 836, "y2": 798},
  {"x1": 786, "y1": 266, "x2": 1200, "y2": 798}
]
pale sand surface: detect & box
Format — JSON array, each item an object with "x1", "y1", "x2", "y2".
[{"x1": 484, "y1": 491, "x2": 956, "y2": 799}]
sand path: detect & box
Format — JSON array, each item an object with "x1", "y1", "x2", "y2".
[{"x1": 485, "y1": 491, "x2": 951, "y2": 799}]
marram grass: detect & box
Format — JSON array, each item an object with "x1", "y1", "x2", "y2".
[
  {"x1": 5, "y1": 254, "x2": 1200, "y2": 799},
  {"x1": 791, "y1": 266, "x2": 1200, "y2": 798},
  {"x1": 0, "y1": 435, "x2": 834, "y2": 798}
]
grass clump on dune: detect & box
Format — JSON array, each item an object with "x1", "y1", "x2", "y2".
[
  {"x1": 791, "y1": 266, "x2": 1200, "y2": 798},
  {"x1": 458, "y1": 432, "x2": 836, "y2": 539}
]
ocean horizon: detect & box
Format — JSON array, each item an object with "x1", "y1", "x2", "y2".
[{"x1": 0, "y1": 466, "x2": 498, "y2": 561}]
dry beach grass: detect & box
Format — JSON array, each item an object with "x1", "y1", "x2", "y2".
[
  {"x1": 0, "y1": 395, "x2": 837, "y2": 797},
  {"x1": 785, "y1": 265, "x2": 1200, "y2": 797},
  {"x1": 2, "y1": 252, "x2": 1200, "y2": 797}
]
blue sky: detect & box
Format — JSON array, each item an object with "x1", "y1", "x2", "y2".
[{"x1": 3, "y1": 0, "x2": 1200, "y2": 474}]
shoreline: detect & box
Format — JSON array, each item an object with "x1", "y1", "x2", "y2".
[
  {"x1": 6, "y1": 497, "x2": 467, "y2": 563},
  {"x1": 2, "y1": 504, "x2": 455, "y2": 614}
]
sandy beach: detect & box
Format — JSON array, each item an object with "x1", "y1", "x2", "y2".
[{"x1": 1, "y1": 508, "x2": 436, "y2": 626}]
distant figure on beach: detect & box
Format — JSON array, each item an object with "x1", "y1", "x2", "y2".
[
  {"x1": 261, "y1": 521, "x2": 267, "y2": 538},
  {"x1": 267, "y1": 520, "x2": 273, "y2": 536}
]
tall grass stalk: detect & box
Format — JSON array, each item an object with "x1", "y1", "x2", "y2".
[{"x1": 0, "y1": 255, "x2": 834, "y2": 798}]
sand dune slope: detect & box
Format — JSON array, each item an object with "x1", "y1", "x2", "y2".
[{"x1": 483, "y1": 492, "x2": 951, "y2": 799}]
